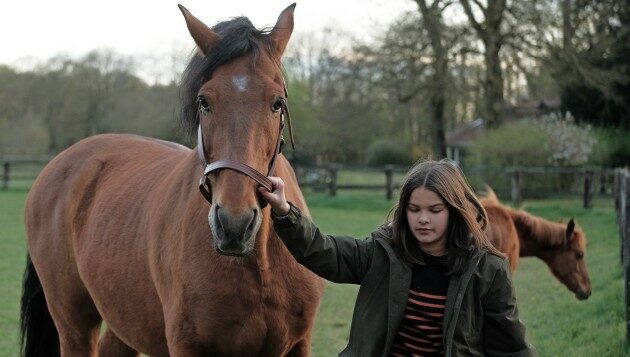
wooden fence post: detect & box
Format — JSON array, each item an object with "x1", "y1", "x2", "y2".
[
  {"x1": 617, "y1": 170, "x2": 627, "y2": 264},
  {"x1": 583, "y1": 170, "x2": 594, "y2": 209},
  {"x1": 623, "y1": 174, "x2": 629, "y2": 266},
  {"x1": 623, "y1": 174, "x2": 630, "y2": 344},
  {"x1": 511, "y1": 169, "x2": 522, "y2": 206},
  {"x1": 617, "y1": 170, "x2": 623, "y2": 227},
  {"x1": 2, "y1": 162, "x2": 9, "y2": 190},
  {"x1": 328, "y1": 165, "x2": 338, "y2": 197},
  {"x1": 600, "y1": 169, "x2": 607, "y2": 195},
  {"x1": 385, "y1": 165, "x2": 394, "y2": 200}
]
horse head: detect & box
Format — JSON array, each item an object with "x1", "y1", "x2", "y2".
[
  {"x1": 544, "y1": 219, "x2": 592, "y2": 300},
  {"x1": 179, "y1": 4, "x2": 296, "y2": 256}
]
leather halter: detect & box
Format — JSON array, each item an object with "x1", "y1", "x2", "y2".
[{"x1": 197, "y1": 84, "x2": 294, "y2": 208}]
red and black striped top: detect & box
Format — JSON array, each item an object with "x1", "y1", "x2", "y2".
[{"x1": 391, "y1": 253, "x2": 450, "y2": 357}]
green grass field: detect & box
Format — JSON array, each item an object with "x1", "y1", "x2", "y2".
[{"x1": 1, "y1": 188, "x2": 628, "y2": 356}]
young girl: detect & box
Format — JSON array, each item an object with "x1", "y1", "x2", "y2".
[{"x1": 259, "y1": 159, "x2": 536, "y2": 356}]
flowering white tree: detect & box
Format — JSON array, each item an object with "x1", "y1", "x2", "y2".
[{"x1": 540, "y1": 113, "x2": 597, "y2": 167}]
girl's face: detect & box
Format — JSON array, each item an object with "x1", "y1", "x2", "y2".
[{"x1": 406, "y1": 186, "x2": 450, "y2": 256}]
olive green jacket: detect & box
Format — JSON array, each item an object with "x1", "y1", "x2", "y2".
[{"x1": 272, "y1": 204, "x2": 536, "y2": 357}]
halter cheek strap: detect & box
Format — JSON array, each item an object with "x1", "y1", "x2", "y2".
[{"x1": 197, "y1": 87, "x2": 293, "y2": 207}]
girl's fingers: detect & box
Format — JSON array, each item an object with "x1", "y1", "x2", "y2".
[{"x1": 267, "y1": 176, "x2": 284, "y2": 188}]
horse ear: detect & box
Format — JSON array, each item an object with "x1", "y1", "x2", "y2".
[
  {"x1": 484, "y1": 184, "x2": 499, "y2": 203},
  {"x1": 178, "y1": 4, "x2": 220, "y2": 56},
  {"x1": 565, "y1": 218, "x2": 576, "y2": 243},
  {"x1": 270, "y1": 3, "x2": 296, "y2": 58}
]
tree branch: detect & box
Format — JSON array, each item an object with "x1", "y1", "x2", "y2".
[{"x1": 460, "y1": 0, "x2": 485, "y2": 36}]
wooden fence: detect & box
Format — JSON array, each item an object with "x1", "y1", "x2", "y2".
[
  {"x1": 295, "y1": 164, "x2": 405, "y2": 200},
  {"x1": 0, "y1": 158, "x2": 615, "y2": 210},
  {"x1": 500, "y1": 167, "x2": 611, "y2": 208},
  {"x1": 614, "y1": 168, "x2": 630, "y2": 344},
  {"x1": 296, "y1": 164, "x2": 613, "y2": 208},
  {"x1": 0, "y1": 157, "x2": 50, "y2": 190}
]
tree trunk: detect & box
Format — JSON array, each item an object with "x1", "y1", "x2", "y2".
[
  {"x1": 431, "y1": 51, "x2": 448, "y2": 158},
  {"x1": 430, "y1": 96, "x2": 447, "y2": 158},
  {"x1": 460, "y1": 0, "x2": 506, "y2": 127},
  {"x1": 484, "y1": 35, "x2": 504, "y2": 127},
  {"x1": 415, "y1": 0, "x2": 448, "y2": 158}
]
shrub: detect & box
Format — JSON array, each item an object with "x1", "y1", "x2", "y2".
[
  {"x1": 466, "y1": 115, "x2": 599, "y2": 198},
  {"x1": 469, "y1": 114, "x2": 598, "y2": 168},
  {"x1": 364, "y1": 139, "x2": 413, "y2": 167},
  {"x1": 591, "y1": 127, "x2": 630, "y2": 167},
  {"x1": 468, "y1": 119, "x2": 551, "y2": 168}
]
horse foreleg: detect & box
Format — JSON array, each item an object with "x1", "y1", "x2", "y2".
[
  {"x1": 46, "y1": 285, "x2": 102, "y2": 357},
  {"x1": 55, "y1": 320, "x2": 101, "y2": 357},
  {"x1": 285, "y1": 338, "x2": 311, "y2": 357},
  {"x1": 98, "y1": 328, "x2": 139, "y2": 357}
]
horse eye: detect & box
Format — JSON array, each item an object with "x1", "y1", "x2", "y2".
[
  {"x1": 272, "y1": 99, "x2": 284, "y2": 113},
  {"x1": 197, "y1": 95, "x2": 211, "y2": 114},
  {"x1": 576, "y1": 252, "x2": 584, "y2": 260}
]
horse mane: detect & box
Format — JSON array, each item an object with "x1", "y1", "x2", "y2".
[
  {"x1": 179, "y1": 17, "x2": 276, "y2": 136},
  {"x1": 508, "y1": 208, "x2": 568, "y2": 247},
  {"x1": 480, "y1": 187, "x2": 568, "y2": 248}
]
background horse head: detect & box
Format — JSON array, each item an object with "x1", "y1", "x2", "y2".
[
  {"x1": 179, "y1": 4, "x2": 294, "y2": 256},
  {"x1": 535, "y1": 217, "x2": 591, "y2": 300},
  {"x1": 482, "y1": 186, "x2": 592, "y2": 300}
]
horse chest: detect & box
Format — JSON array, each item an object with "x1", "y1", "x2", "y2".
[
  {"x1": 171, "y1": 289, "x2": 308, "y2": 355},
  {"x1": 167, "y1": 262, "x2": 321, "y2": 350}
]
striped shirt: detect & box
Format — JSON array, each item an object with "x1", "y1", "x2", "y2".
[{"x1": 391, "y1": 253, "x2": 450, "y2": 357}]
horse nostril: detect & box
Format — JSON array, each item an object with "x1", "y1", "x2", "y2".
[
  {"x1": 247, "y1": 208, "x2": 259, "y2": 230},
  {"x1": 213, "y1": 205, "x2": 224, "y2": 229}
]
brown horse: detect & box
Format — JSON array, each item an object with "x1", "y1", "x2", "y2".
[
  {"x1": 481, "y1": 187, "x2": 592, "y2": 300},
  {"x1": 21, "y1": 4, "x2": 325, "y2": 356}
]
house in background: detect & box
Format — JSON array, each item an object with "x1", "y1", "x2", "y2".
[{"x1": 445, "y1": 118, "x2": 484, "y2": 166}]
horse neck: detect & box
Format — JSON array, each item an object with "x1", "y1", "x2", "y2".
[{"x1": 509, "y1": 209, "x2": 566, "y2": 257}]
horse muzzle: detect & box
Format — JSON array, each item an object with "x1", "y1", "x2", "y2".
[
  {"x1": 575, "y1": 288, "x2": 591, "y2": 300},
  {"x1": 209, "y1": 204, "x2": 261, "y2": 256}
]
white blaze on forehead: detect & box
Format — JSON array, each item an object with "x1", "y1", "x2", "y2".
[{"x1": 232, "y1": 75, "x2": 249, "y2": 92}]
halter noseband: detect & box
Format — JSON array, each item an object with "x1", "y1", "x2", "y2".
[{"x1": 197, "y1": 83, "x2": 294, "y2": 208}]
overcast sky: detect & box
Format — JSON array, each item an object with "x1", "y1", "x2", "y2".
[{"x1": 0, "y1": 0, "x2": 416, "y2": 70}]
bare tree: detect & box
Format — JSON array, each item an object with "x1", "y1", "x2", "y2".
[
  {"x1": 75, "y1": 50, "x2": 135, "y2": 137},
  {"x1": 460, "y1": 0, "x2": 507, "y2": 127},
  {"x1": 414, "y1": 0, "x2": 453, "y2": 157}
]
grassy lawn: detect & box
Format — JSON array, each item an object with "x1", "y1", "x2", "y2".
[
  {"x1": 0, "y1": 189, "x2": 27, "y2": 355},
  {"x1": 0, "y1": 187, "x2": 627, "y2": 356}
]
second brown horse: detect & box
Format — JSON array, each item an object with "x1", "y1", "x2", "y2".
[{"x1": 482, "y1": 187, "x2": 592, "y2": 300}]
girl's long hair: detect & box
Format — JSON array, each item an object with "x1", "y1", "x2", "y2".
[{"x1": 388, "y1": 159, "x2": 504, "y2": 275}]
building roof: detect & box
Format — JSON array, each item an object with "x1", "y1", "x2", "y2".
[{"x1": 446, "y1": 118, "x2": 485, "y2": 148}]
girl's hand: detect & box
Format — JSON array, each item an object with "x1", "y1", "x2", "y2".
[{"x1": 258, "y1": 176, "x2": 291, "y2": 216}]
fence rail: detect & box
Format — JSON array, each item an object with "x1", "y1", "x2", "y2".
[
  {"x1": 0, "y1": 158, "x2": 50, "y2": 190},
  {"x1": 295, "y1": 164, "x2": 614, "y2": 207},
  {"x1": 614, "y1": 168, "x2": 630, "y2": 344},
  {"x1": 0, "y1": 158, "x2": 617, "y2": 209}
]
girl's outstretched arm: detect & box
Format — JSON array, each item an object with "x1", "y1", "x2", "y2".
[{"x1": 260, "y1": 176, "x2": 381, "y2": 284}]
